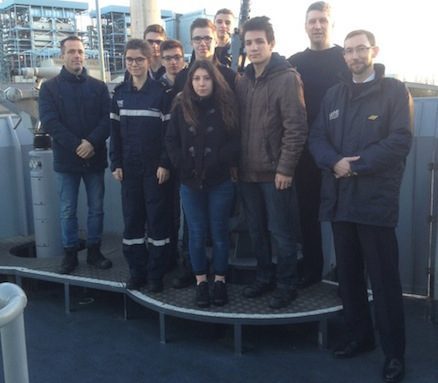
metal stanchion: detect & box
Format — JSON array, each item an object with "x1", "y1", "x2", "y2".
[{"x1": 0, "y1": 283, "x2": 29, "y2": 383}]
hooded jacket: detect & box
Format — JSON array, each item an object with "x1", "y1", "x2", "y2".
[
  {"x1": 236, "y1": 52, "x2": 308, "y2": 182},
  {"x1": 39, "y1": 66, "x2": 110, "y2": 173},
  {"x1": 309, "y1": 64, "x2": 414, "y2": 227}
]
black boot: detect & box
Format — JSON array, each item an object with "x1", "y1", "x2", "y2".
[
  {"x1": 172, "y1": 251, "x2": 195, "y2": 288},
  {"x1": 87, "y1": 244, "x2": 112, "y2": 269},
  {"x1": 59, "y1": 248, "x2": 79, "y2": 274}
]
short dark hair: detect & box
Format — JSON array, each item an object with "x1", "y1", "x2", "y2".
[
  {"x1": 160, "y1": 39, "x2": 184, "y2": 56},
  {"x1": 190, "y1": 18, "x2": 216, "y2": 38},
  {"x1": 306, "y1": 1, "x2": 332, "y2": 17},
  {"x1": 241, "y1": 16, "x2": 275, "y2": 43},
  {"x1": 143, "y1": 24, "x2": 166, "y2": 40},
  {"x1": 344, "y1": 29, "x2": 376, "y2": 46},
  {"x1": 124, "y1": 38, "x2": 152, "y2": 59},
  {"x1": 60, "y1": 35, "x2": 83, "y2": 53},
  {"x1": 214, "y1": 8, "x2": 235, "y2": 20}
]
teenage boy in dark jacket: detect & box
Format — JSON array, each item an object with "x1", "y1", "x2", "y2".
[
  {"x1": 39, "y1": 36, "x2": 112, "y2": 275},
  {"x1": 309, "y1": 30, "x2": 413, "y2": 383},
  {"x1": 236, "y1": 17, "x2": 308, "y2": 309}
]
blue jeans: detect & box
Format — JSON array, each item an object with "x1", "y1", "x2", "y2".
[
  {"x1": 239, "y1": 181, "x2": 298, "y2": 289},
  {"x1": 56, "y1": 171, "x2": 105, "y2": 248},
  {"x1": 180, "y1": 180, "x2": 234, "y2": 276}
]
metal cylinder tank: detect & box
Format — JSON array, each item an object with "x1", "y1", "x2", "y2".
[
  {"x1": 29, "y1": 149, "x2": 63, "y2": 258},
  {"x1": 0, "y1": 115, "x2": 33, "y2": 239}
]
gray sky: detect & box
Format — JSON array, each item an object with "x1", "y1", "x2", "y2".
[{"x1": 86, "y1": 0, "x2": 438, "y2": 83}]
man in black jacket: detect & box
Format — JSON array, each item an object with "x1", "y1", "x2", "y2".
[
  {"x1": 288, "y1": 1, "x2": 347, "y2": 288},
  {"x1": 174, "y1": 18, "x2": 236, "y2": 94},
  {"x1": 309, "y1": 30, "x2": 413, "y2": 383},
  {"x1": 39, "y1": 36, "x2": 112, "y2": 274},
  {"x1": 214, "y1": 8, "x2": 235, "y2": 67}
]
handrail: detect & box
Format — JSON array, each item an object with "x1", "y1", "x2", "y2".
[{"x1": 0, "y1": 282, "x2": 29, "y2": 383}]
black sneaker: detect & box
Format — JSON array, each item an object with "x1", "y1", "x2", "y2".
[
  {"x1": 268, "y1": 287, "x2": 298, "y2": 309},
  {"x1": 172, "y1": 270, "x2": 195, "y2": 289},
  {"x1": 213, "y1": 281, "x2": 227, "y2": 306},
  {"x1": 86, "y1": 245, "x2": 112, "y2": 270},
  {"x1": 383, "y1": 357, "x2": 404, "y2": 383},
  {"x1": 296, "y1": 274, "x2": 321, "y2": 289},
  {"x1": 195, "y1": 281, "x2": 210, "y2": 308},
  {"x1": 125, "y1": 276, "x2": 147, "y2": 290},
  {"x1": 59, "y1": 249, "x2": 79, "y2": 274},
  {"x1": 242, "y1": 281, "x2": 275, "y2": 298}
]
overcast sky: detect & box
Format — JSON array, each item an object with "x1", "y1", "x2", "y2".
[{"x1": 85, "y1": 0, "x2": 438, "y2": 83}]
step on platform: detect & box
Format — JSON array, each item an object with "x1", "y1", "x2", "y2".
[{"x1": 0, "y1": 235, "x2": 345, "y2": 355}]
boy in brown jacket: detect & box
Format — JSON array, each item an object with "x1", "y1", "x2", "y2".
[{"x1": 236, "y1": 17, "x2": 308, "y2": 308}]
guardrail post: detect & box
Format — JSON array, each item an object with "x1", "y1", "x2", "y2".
[{"x1": 0, "y1": 282, "x2": 29, "y2": 383}]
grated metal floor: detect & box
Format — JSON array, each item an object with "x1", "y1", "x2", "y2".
[{"x1": 0, "y1": 234, "x2": 343, "y2": 353}]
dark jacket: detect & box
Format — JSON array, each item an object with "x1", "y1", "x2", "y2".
[
  {"x1": 110, "y1": 78, "x2": 171, "y2": 175},
  {"x1": 38, "y1": 66, "x2": 110, "y2": 173},
  {"x1": 236, "y1": 52, "x2": 308, "y2": 182},
  {"x1": 165, "y1": 97, "x2": 239, "y2": 189},
  {"x1": 215, "y1": 43, "x2": 232, "y2": 67},
  {"x1": 309, "y1": 64, "x2": 414, "y2": 227},
  {"x1": 189, "y1": 45, "x2": 232, "y2": 68}
]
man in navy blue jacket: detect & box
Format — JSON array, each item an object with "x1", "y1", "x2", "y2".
[
  {"x1": 309, "y1": 30, "x2": 413, "y2": 383},
  {"x1": 39, "y1": 36, "x2": 112, "y2": 274}
]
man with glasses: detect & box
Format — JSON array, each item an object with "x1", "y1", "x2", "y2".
[
  {"x1": 174, "y1": 18, "x2": 236, "y2": 94},
  {"x1": 143, "y1": 24, "x2": 166, "y2": 79},
  {"x1": 287, "y1": 1, "x2": 348, "y2": 289},
  {"x1": 159, "y1": 39, "x2": 185, "y2": 88},
  {"x1": 309, "y1": 30, "x2": 413, "y2": 383},
  {"x1": 158, "y1": 39, "x2": 186, "y2": 272},
  {"x1": 39, "y1": 36, "x2": 112, "y2": 274}
]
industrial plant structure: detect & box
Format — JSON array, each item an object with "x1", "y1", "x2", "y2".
[{"x1": 0, "y1": 0, "x2": 210, "y2": 81}]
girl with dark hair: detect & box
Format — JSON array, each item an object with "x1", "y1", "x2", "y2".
[{"x1": 166, "y1": 59, "x2": 239, "y2": 307}]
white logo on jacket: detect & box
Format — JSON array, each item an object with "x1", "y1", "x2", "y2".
[
  {"x1": 117, "y1": 100, "x2": 124, "y2": 108},
  {"x1": 329, "y1": 109, "x2": 339, "y2": 120}
]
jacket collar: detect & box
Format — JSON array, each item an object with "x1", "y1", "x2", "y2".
[
  {"x1": 340, "y1": 63, "x2": 386, "y2": 99},
  {"x1": 340, "y1": 63, "x2": 385, "y2": 85},
  {"x1": 60, "y1": 66, "x2": 88, "y2": 82},
  {"x1": 244, "y1": 52, "x2": 291, "y2": 81}
]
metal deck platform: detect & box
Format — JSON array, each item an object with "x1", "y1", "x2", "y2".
[{"x1": 0, "y1": 235, "x2": 344, "y2": 355}]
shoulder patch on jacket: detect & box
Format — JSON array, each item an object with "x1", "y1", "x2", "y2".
[{"x1": 329, "y1": 109, "x2": 339, "y2": 120}]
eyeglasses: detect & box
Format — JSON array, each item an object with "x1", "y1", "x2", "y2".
[
  {"x1": 343, "y1": 45, "x2": 373, "y2": 56},
  {"x1": 162, "y1": 54, "x2": 183, "y2": 62},
  {"x1": 191, "y1": 36, "x2": 213, "y2": 44},
  {"x1": 147, "y1": 39, "x2": 163, "y2": 46},
  {"x1": 125, "y1": 56, "x2": 147, "y2": 65}
]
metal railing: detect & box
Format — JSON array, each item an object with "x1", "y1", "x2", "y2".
[{"x1": 0, "y1": 283, "x2": 29, "y2": 383}]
